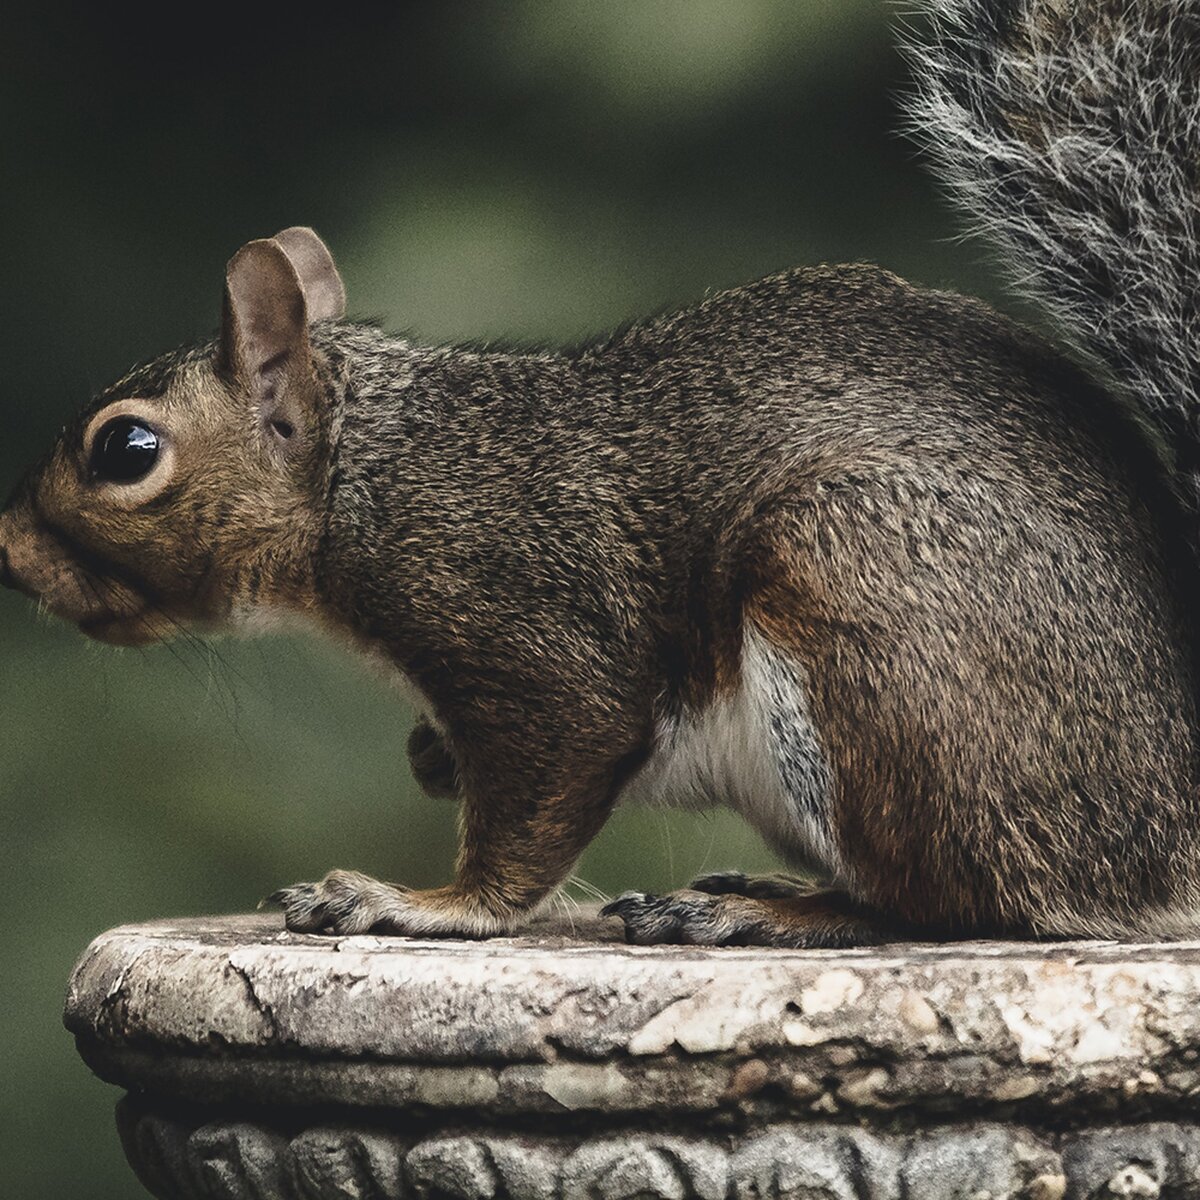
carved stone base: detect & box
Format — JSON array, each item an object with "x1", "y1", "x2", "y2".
[
  {"x1": 65, "y1": 913, "x2": 1200, "y2": 1198},
  {"x1": 119, "y1": 1102, "x2": 1200, "y2": 1199}
]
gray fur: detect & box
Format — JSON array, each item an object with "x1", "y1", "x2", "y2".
[
  {"x1": 905, "y1": 0, "x2": 1200, "y2": 510},
  {"x1": 757, "y1": 636, "x2": 838, "y2": 878}
]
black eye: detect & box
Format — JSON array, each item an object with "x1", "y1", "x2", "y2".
[{"x1": 90, "y1": 417, "x2": 160, "y2": 483}]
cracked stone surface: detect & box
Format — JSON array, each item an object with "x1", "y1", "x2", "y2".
[{"x1": 65, "y1": 911, "x2": 1200, "y2": 1197}]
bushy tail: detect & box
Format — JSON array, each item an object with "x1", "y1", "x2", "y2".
[{"x1": 906, "y1": 0, "x2": 1200, "y2": 508}]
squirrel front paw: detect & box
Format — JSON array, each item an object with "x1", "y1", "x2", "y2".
[
  {"x1": 266, "y1": 870, "x2": 508, "y2": 938},
  {"x1": 406, "y1": 719, "x2": 459, "y2": 799}
]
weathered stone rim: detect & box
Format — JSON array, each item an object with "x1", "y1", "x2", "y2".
[{"x1": 66, "y1": 912, "x2": 1200, "y2": 1125}]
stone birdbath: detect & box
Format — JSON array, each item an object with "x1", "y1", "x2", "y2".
[{"x1": 64, "y1": 909, "x2": 1200, "y2": 1198}]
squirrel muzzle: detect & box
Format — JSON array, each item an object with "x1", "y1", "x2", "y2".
[{"x1": 0, "y1": 500, "x2": 163, "y2": 646}]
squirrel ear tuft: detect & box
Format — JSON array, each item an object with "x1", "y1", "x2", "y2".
[
  {"x1": 219, "y1": 239, "x2": 310, "y2": 384},
  {"x1": 271, "y1": 227, "x2": 346, "y2": 322}
]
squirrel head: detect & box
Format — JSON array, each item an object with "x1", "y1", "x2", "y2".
[{"x1": 0, "y1": 227, "x2": 346, "y2": 645}]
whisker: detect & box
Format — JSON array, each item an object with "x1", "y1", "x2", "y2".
[
  {"x1": 696, "y1": 808, "x2": 720, "y2": 879},
  {"x1": 89, "y1": 576, "x2": 252, "y2": 750},
  {"x1": 659, "y1": 811, "x2": 676, "y2": 885},
  {"x1": 566, "y1": 874, "x2": 611, "y2": 903},
  {"x1": 552, "y1": 889, "x2": 578, "y2": 935}
]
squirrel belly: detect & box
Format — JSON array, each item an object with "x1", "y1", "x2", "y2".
[{"x1": 617, "y1": 627, "x2": 844, "y2": 885}]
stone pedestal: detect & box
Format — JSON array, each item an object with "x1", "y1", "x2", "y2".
[{"x1": 64, "y1": 911, "x2": 1200, "y2": 1198}]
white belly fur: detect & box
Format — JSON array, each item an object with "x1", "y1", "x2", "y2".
[{"x1": 619, "y1": 627, "x2": 842, "y2": 880}]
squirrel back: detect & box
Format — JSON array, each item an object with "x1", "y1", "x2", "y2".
[{"x1": 908, "y1": 0, "x2": 1200, "y2": 511}]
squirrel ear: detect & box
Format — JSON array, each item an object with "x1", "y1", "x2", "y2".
[
  {"x1": 271, "y1": 227, "x2": 346, "y2": 322},
  {"x1": 219, "y1": 239, "x2": 310, "y2": 385}
]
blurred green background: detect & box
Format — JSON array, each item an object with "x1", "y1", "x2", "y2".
[{"x1": 1, "y1": 2, "x2": 1008, "y2": 1195}]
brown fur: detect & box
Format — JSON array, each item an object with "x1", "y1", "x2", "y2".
[{"x1": 2, "y1": 232, "x2": 1199, "y2": 945}]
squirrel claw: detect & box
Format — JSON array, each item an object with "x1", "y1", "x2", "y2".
[{"x1": 265, "y1": 881, "x2": 331, "y2": 933}]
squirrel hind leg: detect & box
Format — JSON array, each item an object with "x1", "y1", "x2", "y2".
[{"x1": 600, "y1": 886, "x2": 899, "y2": 948}]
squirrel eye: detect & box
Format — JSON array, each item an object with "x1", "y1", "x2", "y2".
[{"x1": 90, "y1": 417, "x2": 160, "y2": 483}]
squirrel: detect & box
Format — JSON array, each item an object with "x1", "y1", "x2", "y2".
[{"x1": 2, "y1": 0, "x2": 1199, "y2": 947}]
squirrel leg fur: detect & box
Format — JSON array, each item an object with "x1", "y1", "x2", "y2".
[
  {"x1": 270, "y1": 783, "x2": 616, "y2": 937},
  {"x1": 273, "y1": 697, "x2": 640, "y2": 935},
  {"x1": 601, "y1": 887, "x2": 896, "y2": 948}
]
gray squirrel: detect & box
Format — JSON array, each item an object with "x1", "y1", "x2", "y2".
[{"x1": 2, "y1": 0, "x2": 1198, "y2": 946}]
